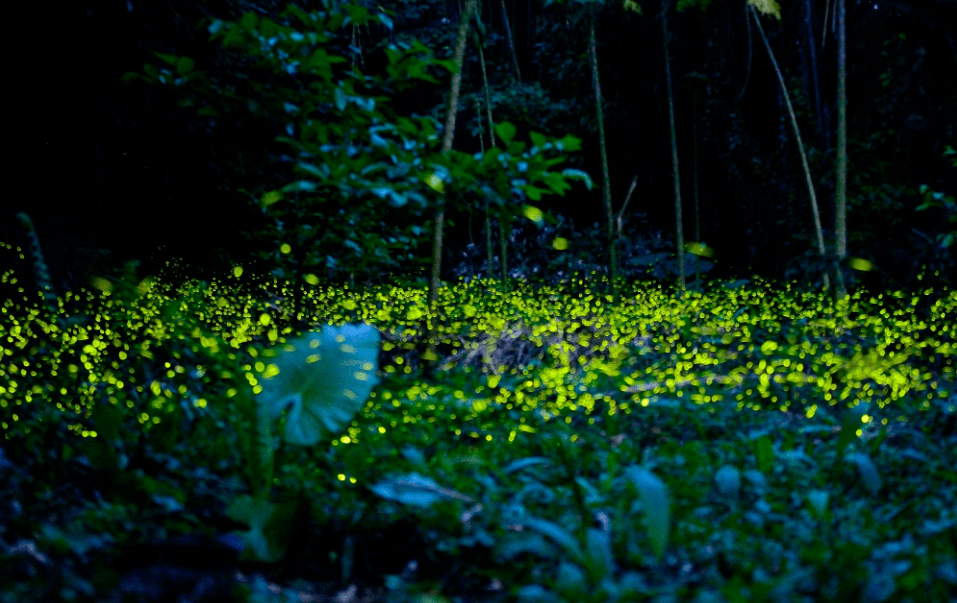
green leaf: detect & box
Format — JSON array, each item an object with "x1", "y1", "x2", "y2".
[
  {"x1": 557, "y1": 135, "x2": 582, "y2": 152},
  {"x1": 584, "y1": 528, "x2": 614, "y2": 581},
  {"x1": 543, "y1": 172, "x2": 572, "y2": 195},
  {"x1": 495, "y1": 121, "x2": 517, "y2": 144},
  {"x1": 227, "y1": 495, "x2": 278, "y2": 562},
  {"x1": 258, "y1": 324, "x2": 380, "y2": 446},
  {"x1": 714, "y1": 465, "x2": 741, "y2": 500},
  {"x1": 296, "y1": 162, "x2": 328, "y2": 179},
  {"x1": 806, "y1": 490, "x2": 829, "y2": 520},
  {"x1": 506, "y1": 141, "x2": 527, "y2": 155},
  {"x1": 530, "y1": 131, "x2": 547, "y2": 148},
  {"x1": 344, "y1": 3, "x2": 369, "y2": 24},
  {"x1": 280, "y1": 180, "x2": 318, "y2": 193},
  {"x1": 522, "y1": 517, "x2": 583, "y2": 563},
  {"x1": 334, "y1": 87, "x2": 348, "y2": 111},
  {"x1": 846, "y1": 453, "x2": 882, "y2": 495},
  {"x1": 400, "y1": 446, "x2": 428, "y2": 472},
  {"x1": 754, "y1": 435, "x2": 774, "y2": 474},
  {"x1": 625, "y1": 466, "x2": 670, "y2": 562},
  {"x1": 835, "y1": 403, "x2": 868, "y2": 461},
  {"x1": 369, "y1": 473, "x2": 462, "y2": 507},
  {"x1": 554, "y1": 561, "x2": 588, "y2": 598},
  {"x1": 503, "y1": 457, "x2": 552, "y2": 474},
  {"x1": 240, "y1": 11, "x2": 259, "y2": 32},
  {"x1": 176, "y1": 57, "x2": 195, "y2": 75},
  {"x1": 154, "y1": 52, "x2": 179, "y2": 66},
  {"x1": 497, "y1": 533, "x2": 558, "y2": 561},
  {"x1": 523, "y1": 186, "x2": 549, "y2": 201},
  {"x1": 748, "y1": 0, "x2": 782, "y2": 19},
  {"x1": 561, "y1": 169, "x2": 593, "y2": 190}
]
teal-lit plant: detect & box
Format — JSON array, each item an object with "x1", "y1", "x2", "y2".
[{"x1": 227, "y1": 322, "x2": 380, "y2": 562}]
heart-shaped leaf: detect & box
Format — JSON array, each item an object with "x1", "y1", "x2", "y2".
[{"x1": 259, "y1": 324, "x2": 380, "y2": 446}]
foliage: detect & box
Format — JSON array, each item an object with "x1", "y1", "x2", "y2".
[
  {"x1": 123, "y1": 2, "x2": 590, "y2": 288},
  {"x1": 915, "y1": 147, "x2": 957, "y2": 249},
  {"x1": 3, "y1": 248, "x2": 957, "y2": 601}
]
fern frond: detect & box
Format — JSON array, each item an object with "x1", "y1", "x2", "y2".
[{"x1": 16, "y1": 213, "x2": 57, "y2": 313}]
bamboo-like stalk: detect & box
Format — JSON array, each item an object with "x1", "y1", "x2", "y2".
[
  {"x1": 476, "y1": 41, "x2": 510, "y2": 292},
  {"x1": 834, "y1": 0, "x2": 848, "y2": 298},
  {"x1": 427, "y1": 0, "x2": 478, "y2": 359},
  {"x1": 477, "y1": 44, "x2": 497, "y2": 281},
  {"x1": 500, "y1": 0, "x2": 522, "y2": 82},
  {"x1": 693, "y1": 90, "x2": 700, "y2": 289},
  {"x1": 589, "y1": 16, "x2": 617, "y2": 292},
  {"x1": 750, "y1": 6, "x2": 831, "y2": 291},
  {"x1": 662, "y1": 0, "x2": 685, "y2": 293}
]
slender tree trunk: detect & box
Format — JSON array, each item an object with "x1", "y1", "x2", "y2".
[
  {"x1": 477, "y1": 39, "x2": 507, "y2": 291},
  {"x1": 500, "y1": 0, "x2": 522, "y2": 82},
  {"x1": 804, "y1": 0, "x2": 827, "y2": 148},
  {"x1": 662, "y1": 0, "x2": 685, "y2": 293},
  {"x1": 589, "y1": 17, "x2": 617, "y2": 292},
  {"x1": 427, "y1": 0, "x2": 477, "y2": 353},
  {"x1": 822, "y1": 0, "x2": 833, "y2": 50},
  {"x1": 478, "y1": 45, "x2": 498, "y2": 281},
  {"x1": 751, "y1": 6, "x2": 831, "y2": 291},
  {"x1": 834, "y1": 0, "x2": 848, "y2": 297},
  {"x1": 693, "y1": 89, "x2": 700, "y2": 289}
]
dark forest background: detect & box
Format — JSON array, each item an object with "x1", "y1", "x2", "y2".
[{"x1": 2, "y1": 0, "x2": 955, "y2": 293}]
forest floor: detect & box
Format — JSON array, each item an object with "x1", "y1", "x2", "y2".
[{"x1": 2, "y1": 256, "x2": 957, "y2": 602}]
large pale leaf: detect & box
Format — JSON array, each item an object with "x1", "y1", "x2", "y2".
[{"x1": 259, "y1": 324, "x2": 380, "y2": 446}]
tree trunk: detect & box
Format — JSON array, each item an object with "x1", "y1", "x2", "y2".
[
  {"x1": 750, "y1": 6, "x2": 831, "y2": 291},
  {"x1": 834, "y1": 0, "x2": 848, "y2": 297},
  {"x1": 478, "y1": 44, "x2": 499, "y2": 283},
  {"x1": 427, "y1": 0, "x2": 477, "y2": 355},
  {"x1": 693, "y1": 89, "x2": 700, "y2": 289},
  {"x1": 662, "y1": 0, "x2": 685, "y2": 293},
  {"x1": 589, "y1": 17, "x2": 617, "y2": 292},
  {"x1": 500, "y1": 0, "x2": 522, "y2": 82},
  {"x1": 804, "y1": 0, "x2": 827, "y2": 148}
]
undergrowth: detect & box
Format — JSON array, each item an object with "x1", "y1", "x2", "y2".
[{"x1": 1, "y1": 241, "x2": 956, "y2": 602}]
